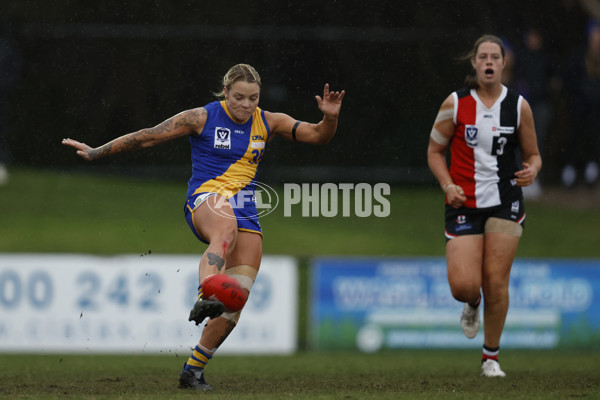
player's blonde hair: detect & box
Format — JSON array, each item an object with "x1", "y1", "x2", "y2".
[{"x1": 213, "y1": 64, "x2": 261, "y2": 98}]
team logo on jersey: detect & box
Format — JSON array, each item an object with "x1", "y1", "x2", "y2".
[
  {"x1": 511, "y1": 200, "x2": 520, "y2": 215},
  {"x1": 465, "y1": 125, "x2": 478, "y2": 147},
  {"x1": 455, "y1": 214, "x2": 472, "y2": 232},
  {"x1": 251, "y1": 135, "x2": 266, "y2": 150},
  {"x1": 214, "y1": 127, "x2": 231, "y2": 149}
]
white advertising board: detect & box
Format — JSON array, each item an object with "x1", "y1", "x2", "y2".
[{"x1": 0, "y1": 254, "x2": 297, "y2": 354}]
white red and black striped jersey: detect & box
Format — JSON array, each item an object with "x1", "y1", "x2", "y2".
[{"x1": 449, "y1": 85, "x2": 523, "y2": 209}]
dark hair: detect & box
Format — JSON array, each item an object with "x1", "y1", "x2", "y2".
[{"x1": 462, "y1": 34, "x2": 505, "y2": 89}]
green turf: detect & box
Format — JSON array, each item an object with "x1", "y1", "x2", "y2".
[
  {"x1": 0, "y1": 351, "x2": 598, "y2": 399},
  {"x1": 1, "y1": 166, "x2": 599, "y2": 257},
  {"x1": 1, "y1": 168, "x2": 600, "y2": 399}
]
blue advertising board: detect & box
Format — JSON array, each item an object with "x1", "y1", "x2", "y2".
[{"x1": 311, "y1": 257, "x2": 600, "y2": 351}]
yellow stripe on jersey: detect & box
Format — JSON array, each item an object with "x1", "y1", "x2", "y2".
[{"x1": 193, "y1": 102, "x2": 268, "y2": 198}]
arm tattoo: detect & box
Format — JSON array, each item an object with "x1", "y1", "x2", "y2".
[
  {"x1": 207, "y1": 252, "x2": 225, "y2": 271},
  {"x1": 146, "y1": 117, "x2": 175, "y2": 135},
  {"x1": 89, "y1": 108, "x2": 206, "y2": 160},
  {"x1": 88, "y1": 143, "x2": 113, "y2": 160},
  {"x1": 89, "y1": 128, "x2": 151, "y2": 160},
  {"x1": 174, "y1": 108, "x2": 205, "y2": 130}
]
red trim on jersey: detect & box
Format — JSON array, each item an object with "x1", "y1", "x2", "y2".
[{"x1": 450, "y1": 94, "x2": 477, "y2": 208}]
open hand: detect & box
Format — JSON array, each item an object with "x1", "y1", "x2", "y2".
[
  {"x1": 315, "y1": 83, "x2": 345, "y2": 117},
  {"x1": 62, "y1": 138, "x2": 96, "y2": 161}
]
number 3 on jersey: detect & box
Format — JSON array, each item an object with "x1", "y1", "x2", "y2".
[{"x1": 492, "y1": 135, "x2": 509, "y2": 156}]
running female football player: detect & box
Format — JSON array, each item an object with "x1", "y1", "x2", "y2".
[{"x1": 427, "y1": 35, "x2": 541, "y2": 377}]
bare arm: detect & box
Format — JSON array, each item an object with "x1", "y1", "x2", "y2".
[
  {"x1": 62, "y1": 107, "x2": 207, "y2": 161},
  {"x1": 514, "y1": 98, "x2": 542, "y2": 186},
  {"x1": 427, "y1": 94, "x2": 466, "y2": 208},
  {"x1": 267, "y1": 83, "x2": 345, "y2": 145}
]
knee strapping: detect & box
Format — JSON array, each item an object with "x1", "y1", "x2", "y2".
[{"x1": 219, "y1": 265, "x2": 257, "y2": 323}]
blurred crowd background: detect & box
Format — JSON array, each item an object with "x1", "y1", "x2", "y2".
[{"x1": 0, "y1": 0, "x2": 599, "y2": 191}]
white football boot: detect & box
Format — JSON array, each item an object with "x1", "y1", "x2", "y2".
[
  {"x1": 460, "y1": 302, "x2": 480, "y2": 338},
  {"x1": 481, "y1": 359, "x2": 506, "y2": 377}
]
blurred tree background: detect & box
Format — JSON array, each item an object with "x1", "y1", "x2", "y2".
[{"x1": 0, "y1": 0, "x2": 592, "y2": 185}]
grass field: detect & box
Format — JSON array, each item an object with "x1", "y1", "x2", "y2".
[
  {"x1": 1, "y1": 167, "x2": 600, "y2": 399},
  {"x1": 1, "y1": 351, "x2": 599, "y2": 399},
  {"x1": 1, "y1": 166, "x2": 600, "y2": 257}
]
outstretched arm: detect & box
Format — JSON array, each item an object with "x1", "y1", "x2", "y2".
[
  {"x1": 267, "y1": 83, "x2": 345, "y2": 145},
  {"x1": 62, "y1": 107, "x2": 207, "y2": 161}
]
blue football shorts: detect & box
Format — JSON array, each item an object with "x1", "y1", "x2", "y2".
[{"x1": 184, "y1": 190, "x2": 263, "y2": 244}]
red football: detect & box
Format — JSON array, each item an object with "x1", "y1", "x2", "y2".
[{"x1": 201, "y1": 274, "x2": 247, "y2": 312}]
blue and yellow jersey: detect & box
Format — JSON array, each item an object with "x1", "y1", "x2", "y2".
[{"x1": 184, "y1": 100, "x2": 271, "y2": 241}]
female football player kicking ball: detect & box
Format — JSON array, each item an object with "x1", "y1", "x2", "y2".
[{"x1": 63, "y1": 63, "x2": 345, "y2": 390}]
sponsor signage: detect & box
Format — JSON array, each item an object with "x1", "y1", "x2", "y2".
[
  {"x1": 311, "y1": 257, "x2": 600, "y2": 351},
  {"x1": 0, "y1": 254, "x2": 297, "y2": 354}
]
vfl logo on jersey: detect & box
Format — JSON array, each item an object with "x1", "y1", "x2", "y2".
[
  {"x1": 214, "y1": 127, "x2": 231, "y2": 149},
  {"x1": 465, "y1": 125, "x2": 478, "y2": 147}
]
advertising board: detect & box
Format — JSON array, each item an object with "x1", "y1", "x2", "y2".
[
  {"x1": 0, "y1": 254, "x2": 297, "y2": 354},
  {"x1": 311, "y1": 257, "x2": 600, "y2": 351}
]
